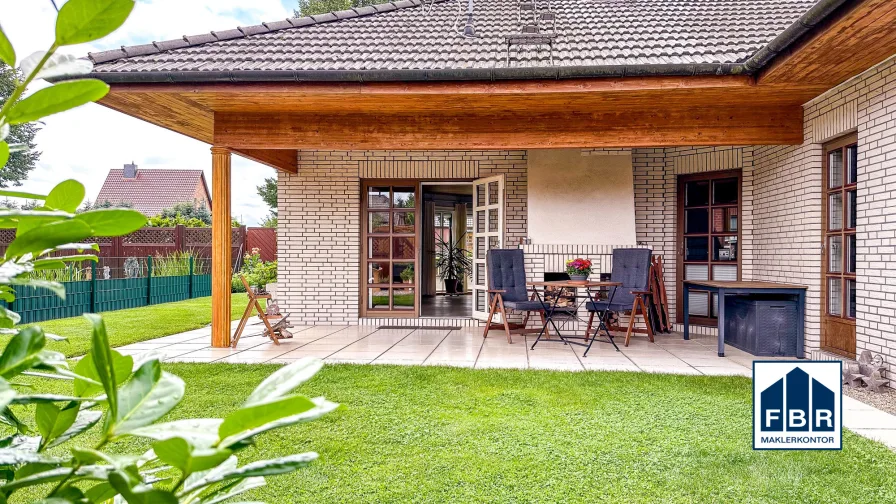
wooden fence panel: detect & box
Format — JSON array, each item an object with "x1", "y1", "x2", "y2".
[
  {"x1": 246, "y1": 227, "x2": 277, "y2": 262},
  {"x1": 0, "y1": 225, "x2": 259, "y2": 272}
]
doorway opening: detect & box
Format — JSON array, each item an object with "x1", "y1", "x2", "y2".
[{"x1": 421, "y1": 182, "x2": 473, "y2": 318}]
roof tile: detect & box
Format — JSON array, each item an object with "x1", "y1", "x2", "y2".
[
  {"x1": 95, "y1": 169, "x2": 210, "y2": 217},
  {"x1": 91, "y1": 0, "x2": 819, "y2": 75}
]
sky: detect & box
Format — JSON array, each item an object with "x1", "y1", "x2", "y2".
[{"x1": 2, "y1": 0, "x2": 299, "y2": 225}]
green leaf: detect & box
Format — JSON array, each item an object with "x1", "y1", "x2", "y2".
[
  {"x1": 45, "y1": 179, "x2": 85, "y2": 213},
  {"x1": 183, "y1": 454, "x2": 316, "y2": 494},
  {"x1": 47, "y1": 408, "x2": 102, "y2": 449},
  {"x1": 243, "y1": 357, "x2": 322, "y2": 407},
  {"x1": 152, "y1": 437, "x2": 231, "y2": 476},
  {"x1": 55, "y1": 0, "x2": 136, "y2": 46},
  {"x1": 0, "y1": 327, "x2": 46, "y2": 379},
  {"x1": 85, "y1": 314, "x2": 119, "y2": 419},
  {"x1": 73, "y1": 349, "x2": 131, "y2": 397},
  {"x1": 197, "y1": 476, "x2": 266, "y2": 504},
  {"x1": 34, "y1": 52, "x2": 94, "y2": 80},
  {"x1": 0, "y1": 26, "x2": 14, "y2": 66},
  {"x1": 0, "y1": 142, "x2": 8, "y2": 170},
  {"x1": 0, "y1": 464, "x2": 111, "y2": 492},
  {"x1": 0, "y1": 307, "x2": 20, "y2": 329},
  {"x1": 85, "y1": 482, "x2": 118, "y2": 503},
  {"x1": 10, "y1": 394, "x2": 94, "y2": 405},
  {"x1": 0, "y1": 378, "x2": 15, "y2": 412},
  {"x1": 30, "y1": 260, "x2": 66, "y2": 271},
  {"x1": 127, "y1": 419, "x2": 223, "y2": 449},
  {"x1": 6, "y1": 80, "x2": 109, "y2": 125},
  {"x1": 108, "y1": 469, "x2": 177, "y2": 504},
  {"x1": 0, "y1": 406, "x2": 28, "y2": 434},
  {"x1": 75, "y1": 208, "x2": 146, "y2": 235},
  {"x1": 35, "y1": 254, "x2": 97, "y2": 266},
  {"x1": 219, "y1": 396, "x2": 338, "y2": 449},
  {"x1": 112, "y1": 360, "x2": 185, "y2": 436},
  {"x1": 7, "y1": 278, "x2": 65, "y2": 299},
  {"x1": 5, "y1": 219, "x2": 93, "y2": 259},
  {"x1": 35, "y1": 402, "x2": 78, "y2": 450},
  {"x1": 0, "y1": 189, "x2": 46, "y2": 200},
  {"x1": 0, "y1": 210, "x2": 71, "y2": 233},
  {"x1": 219, "y1": 395, "x2": 316, "y2": 441}
]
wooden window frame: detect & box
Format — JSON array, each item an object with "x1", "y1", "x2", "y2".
[
  {"x1": 676, "y1": 169, "x2": 743, "y2": 326},
  {"x1": 360, "y1": 180, "x2": 421, "y2": 317},
  {"x1": 821, "y1": 133, "x2": 858, "y2": 357}
]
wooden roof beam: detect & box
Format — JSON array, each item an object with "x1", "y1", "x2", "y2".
[
  {"x1": 232, "y1": 148, "x2": 298, "y2": 173},
  {"x1": 213, "y1": 107, "x2": 804, "y2": 150}
]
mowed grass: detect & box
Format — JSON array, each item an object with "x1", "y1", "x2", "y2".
[
  {"x1": 19, "y1": 364, "x2": 896, "y2": 503},
  {"x1": 5, "y1": 294, "x2": 249, "y2": 357}
]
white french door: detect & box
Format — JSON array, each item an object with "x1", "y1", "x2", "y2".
[{"x1": 471, "y1": 175, "x2": 505, "y2": 320}]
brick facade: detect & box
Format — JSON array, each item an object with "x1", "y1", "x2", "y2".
[
  {"x1": 277, "y1": 56, "x2": 896, "y2": 374},
  {"x1": 278, "y1": 150, "x2": 526, "y2": 325}
]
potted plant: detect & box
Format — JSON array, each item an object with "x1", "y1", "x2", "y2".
[
  {"x1": 566, "y1": 258, "x2": 593, "y2": 282},
  {"x1": 434, "y1": 232, "x2": 472, "y2": 295},
  {"x1": 400, "y1": 264, "x2": 415, "y2": 284}
]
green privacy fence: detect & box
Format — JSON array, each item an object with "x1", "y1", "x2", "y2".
[{"x1": 7, "y1": 257, "x2": 214, "y2": 324}]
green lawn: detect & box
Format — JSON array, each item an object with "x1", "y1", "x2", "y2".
[
  {"x1": 6, "y1": 294, "x2": 249, "y2": 357},
  {"x1": 20, "y1": 364, "x2": 896, "y2": 503}
]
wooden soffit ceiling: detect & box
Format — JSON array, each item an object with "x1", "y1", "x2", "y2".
[{"x1": 95, "y1": 0, "x2": 896, "y2": 170}]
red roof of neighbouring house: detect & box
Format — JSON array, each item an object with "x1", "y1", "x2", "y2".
[{"x1": 95, "y1": 168, "x2": 211, "y2": 216}]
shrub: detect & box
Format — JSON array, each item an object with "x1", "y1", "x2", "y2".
[
  {"x1": 236, "y1": 248, "x2": 277, "y2": 292},
  {"x1": 0, "y1": 3, "x2": 334, "y2": 501},
  {"x1": 152, "y1": 250, "x2": 195, "y2": 277}
]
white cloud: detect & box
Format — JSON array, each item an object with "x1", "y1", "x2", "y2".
[{"x1": 1, "y1": 0, "x2": 295, "y2": 225}]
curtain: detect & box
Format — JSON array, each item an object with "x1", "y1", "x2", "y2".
[
  {"x1": 454, "y1": 203, "x2": 468, "y2": 293},
  {"x1": 422, "y1": 201, "x2": 436, "y2": 296}
]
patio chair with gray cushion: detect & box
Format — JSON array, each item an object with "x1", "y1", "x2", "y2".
[
  {"x1": 483, "y1": 249, "x2": 573, "y2": 343},
  {"x1": 586, "y1": 248, "x2": 655, "y2": 347}
]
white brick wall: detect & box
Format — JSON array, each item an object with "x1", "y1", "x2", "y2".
[
  {"x1": 631, "y1": 146, "x2": 754, "y2": 336},
  {"x1": 277, "y1": 56, "x2": 896, "y2": 376},
  {"x1": 278, "y1": 150, "x2": 526, "y2": 324}
]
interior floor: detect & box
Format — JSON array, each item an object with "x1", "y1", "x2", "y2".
[{"x1": 421, "y1": 294, "x2": 472, "y2": 318}]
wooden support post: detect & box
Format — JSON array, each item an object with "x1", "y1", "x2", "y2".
[{"x1": 211, "y1": 147, "x2": 232, "y2": 347}]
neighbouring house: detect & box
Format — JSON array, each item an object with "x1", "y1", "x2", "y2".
[
  {"x1": 95, "y1": 163, "x2": 211, "y2": 216},
  {"x1": 74, "y1": 0, "x2": 896, "y2": 374}
]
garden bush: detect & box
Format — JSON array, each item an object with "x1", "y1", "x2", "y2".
[{"x1": 0, "y1": 2, "x2": 334, "y2": 501}]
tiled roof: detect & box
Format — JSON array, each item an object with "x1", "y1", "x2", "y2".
[
  {"x1": 88, "y1": 0, "x2": 824, "y2": 80},
  {"x1": 95, "y1": 169, "x2": 210, "y2": 217}
]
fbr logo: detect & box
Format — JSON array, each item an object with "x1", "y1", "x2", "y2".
[{"x1": 753, "y1": 361, "x2": 842, "y2": 450}]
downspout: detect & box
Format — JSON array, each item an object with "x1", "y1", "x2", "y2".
[{"x1": 741, "y1": 0, "x2": 853, "y2": 73}]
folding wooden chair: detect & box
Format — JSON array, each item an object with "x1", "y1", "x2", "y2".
[
  {"x1": 230, "y1": 275, "x2": 292, "y2": 348},
  {"x1": 482, "y1": 249, "x2": 572, "y2": 343},
  {"x1": 586, "y1": 248, "x2": 655, "y2": 346}
]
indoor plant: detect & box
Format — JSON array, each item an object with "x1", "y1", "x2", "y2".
[
  {"x1": 566, "y1": 258, "x2": 593, "y2": 281},
  {"x1": 400, "y1": 264, "x2": 415, "y2": 284},
  {"x1": 434, "y1": 233, "x2": 472, "y2": 294}
]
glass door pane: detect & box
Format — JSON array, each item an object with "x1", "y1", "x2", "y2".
[
  {"x1": 679, "y1": 174, "x2": 740, "y2": 325},
  {"x1": 363, "y1": 183, "x2": 419, "y2": 316}
]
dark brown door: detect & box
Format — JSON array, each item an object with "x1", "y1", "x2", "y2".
[
  {"x1": 677, "y1": 170, "x2": 742, "y2": 325},
  {"x1": 822, "y1": 135, "x2": 857, "y2": 357},
  {"x1": 361, "y1": 181, "x2": 420, "y2": 317}
]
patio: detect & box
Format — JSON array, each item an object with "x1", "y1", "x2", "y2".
[{"x1": 120, "y1": 321, "x2": 774, "y2": 375}]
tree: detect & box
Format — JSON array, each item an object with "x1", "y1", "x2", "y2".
[
  {"x1": 257, "y1": 176, "x2": 277, "y2": 212},
  {"x1": 295, "y1": 0, "x2": 380, "y2": 16},
  {"x1": 257, "y1": 176, "x2": 278, "y2": 228},
  {"x1": 157, "y1": 200, "x2": 213, "y2": 225},
  {"x1": 78, "y1": 198, "x2": 133, "y2": 213},
  {"x1": 261, "y1": 214, "x2": 278, "y2": 228},
  {"x1": 0, "y1": 63, "x2": 40, "y2": 187}
]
